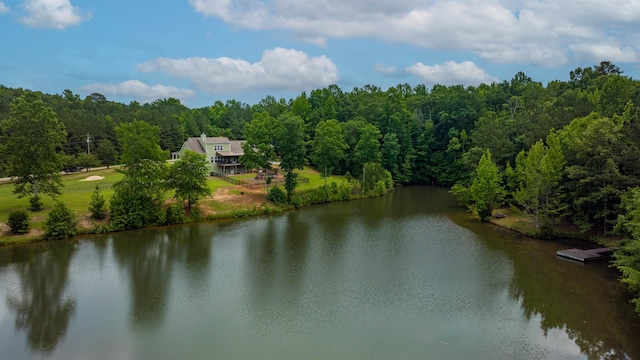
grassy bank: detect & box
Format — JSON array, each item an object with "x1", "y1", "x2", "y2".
[
  {"x1": 488, "y1": 207, "x2": 621, "y2": 245},
  {"x1": 0, "y1": 167, "x2": 349, "y2": 246}
]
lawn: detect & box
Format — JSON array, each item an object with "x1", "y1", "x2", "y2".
[{"x1": 0, "y1": 166, "x2": 346, "y2": 244}]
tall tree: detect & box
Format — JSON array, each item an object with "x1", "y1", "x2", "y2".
[
  {"x1": 240, "y1": 111, "x2": 280, "y2": 193},
  {"x1": 276, "y1": 114, "x2": 307, "y2": 200},
  {"x1": 310, "y1": 119, "x2": 348, "y2": 191},
  {"x1": 94, "y1": 139, "x2": 118, "y2": 168},
  {"x1": 513, "y1": 134, "x2": 565, "y2": 231},
  {"x1": 0, "y1": 93, "x2": 67, "y2": 206},
  {"x1": 469, "y1": 150, "x2": 505, "y2": 221},
  {"x1": 613, "y1": 187, "x2": 640, "y2": 315},
  {"x1": 115, "y1": 120, "x2": 168, "y2": 165},
  {"x1": 110, "y1": 120, "x2": 167, "y2": 230},
  {"x1": 166, "y1": 150, "x2": 211, "y2": 210},
  {"x1": 352, "y1": 124, "x2": 382, "y2": 176}
]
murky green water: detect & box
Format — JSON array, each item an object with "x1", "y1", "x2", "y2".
[{"x1": 1, "y1": 187, "x2": 639, "y2": 359}]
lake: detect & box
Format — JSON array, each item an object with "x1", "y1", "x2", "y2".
[{"x1": 1, "y1": 187, "x2": 639, "y2": 359}]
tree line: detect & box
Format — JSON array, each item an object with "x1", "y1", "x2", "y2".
[{"x1": 1, "y1": 61, "x2": 640, "y2": 314}]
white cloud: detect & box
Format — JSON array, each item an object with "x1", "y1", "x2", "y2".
[
  {"x1": 20, "y1": 0, "x2": 90, "y2": 29},
  {"x1": 79, "y1": 80, "x2": 196, "y2": 104},
  {"x1": 375, "y1": 63, "x2": 397, "y2": 75},
  {"x1": 137, "y1": 47, "x2": 339, "y2": 93},
  {"x1": 569, "y1": 43, "x2": 638, "y2": 63},
  {"x1": 406, "y1": 61, "x2": 498, "y2": 86},
  {"x1": 0, "y1": 2, "x2": 10, "y2": 14},
  {"x1": 189, "y1": 0, "x2": 640, "y2": 67}
]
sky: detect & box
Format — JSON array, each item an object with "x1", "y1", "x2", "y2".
[{"x1": 1, "y1": 0, "x2": 639, "y2": 108}]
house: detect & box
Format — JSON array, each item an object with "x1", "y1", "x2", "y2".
[{"x1": 177, "y1": 134, "x2": 246, "y2": 174}]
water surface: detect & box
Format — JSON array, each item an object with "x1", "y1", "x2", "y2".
[{"x1": 0, "y1": 187, "x2": 638, "y2": 359}]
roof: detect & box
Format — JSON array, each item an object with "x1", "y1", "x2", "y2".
[
  {"x1": 180, "y1": 136, "x2": 245, "y2": 156},
  {"x1": 184, "y1": 138, "x2": 205, "y2": 153}
]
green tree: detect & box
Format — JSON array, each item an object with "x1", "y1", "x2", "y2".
[
  {"x1": 45, "y1": 201, "x2": 77, "y2": 239},
  {"x1": 513, "y1": 134, "x2": 565, "y2": 231},
  {"x1": 0, "y1": 93, "x2": 67, "y2": 206},
  {"x1": 240, "y1": 111, "x2": 280, "y2": 193},
  {"x1": 110, "y1": 121, "x2": 167, "y2": 230},
  {"x1": 469, "y1": 150, "x2": 505, "y2": 221},
  {"x1": 114, "y1": 120, "x2": 168, "y2": 166},
  {"x1": 381, "y1": 133, "x2": 401, "y2": 180},
  {"x1": 166, "y1": 150, "x2": 211, "y2": 210},
  {"x1": 95, "y1": 139, "x2": 118, "y2": 168},
  {"x1": 276, "y1": 114, "x2": 307, "y2": 200},
  {"x1": 88, "y1": 185, "x2": 107, "y2": 220},
  {"x1": 310, "y1": 119, "x2": 348, "y2": 192},
  {"x1": 613, "y1": 187, "x2": 640, "y2": 315},
  {"x1": 76, "y1": 153, "x2": 100, "y2": 172},
  {"x1": 353, "y1": 124, "x2": 382, "y2": 176},
  {"x1": 109, "y1": 160, "x2": 166, "y2": 230}
]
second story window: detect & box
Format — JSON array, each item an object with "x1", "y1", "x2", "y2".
[{"x1": 214, "y1": 145, "x2": 223, "y2": 151}]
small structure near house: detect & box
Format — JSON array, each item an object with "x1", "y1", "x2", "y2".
[{"x1": 556, "y1": 247, "x2": 616, "y2": 262}]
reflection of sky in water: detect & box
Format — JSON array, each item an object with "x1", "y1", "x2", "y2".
[{"x1": 0, "y1": 187, "x2": 638, "y2": 359}]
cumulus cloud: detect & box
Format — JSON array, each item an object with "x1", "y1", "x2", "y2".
[
  {"x1": 0, "y1": 2, "x2": 10, "y2": 14},
  {"x1": 189, "y1": 0, "x2": 640, "y2": 67},
  {"x1": 375, "y1": 63, "x2": 397, "y2": 75},
  {"x1": 20, "y1": 0, "x2": 90, "y2": 29},
  {"x1": 406, "y1": 61, "x2": 498, "y2": 86},
  {"x1": 137, "y1": 47, "x2": 339, "y2": 93},
  {"x1": 79, "y1": 80, "x2": 196, "y2": 104}
]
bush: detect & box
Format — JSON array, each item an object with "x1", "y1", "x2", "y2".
[
  {"x1": 45, "y1": 201, "x2": 77, "y2": 239},
  {"x1": 29, "y1": 196, "x2": 43, "y2": 212},
  {"x1": 88, "y1": 185, "x2": 107, "y2": 220},
  {"x1": 8, "y1": 209, "x2": 30, "y2": 233},
  {"x1": 165, "y1": 203, "x2": 186, "y2": 225},
  {"x1": 267, "y1": 186, "x2": 288, "y2": 206}
]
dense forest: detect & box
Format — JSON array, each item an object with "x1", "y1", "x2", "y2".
[{"x1": 2, "y1": 61, "x2": 640, "y2": 314}]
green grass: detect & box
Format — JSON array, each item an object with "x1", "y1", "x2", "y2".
[
  {"x1": 0, "y1": 170, "x2": 123, "y2": 223},
  {"x1": 295, "y1": 167, "x2": 347, "y2": 191},
  {"x1": 0, "y1": 166, "x2": 346, "y2": 245}
]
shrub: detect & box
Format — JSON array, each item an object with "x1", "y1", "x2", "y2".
[
  {"x1": 267, "y1": 186, "x2": 288, "y2": 206},
  {"x1": 88, "y1": 185, "x2": 107, "y2": 220},
  {"x1": 8, "y1": 209, "x2": 30, "y2": 233},
  {"x1": 29, "y1": 196, "x2": 43, "y2": 212},
  {"x1": 45, "y1": 201, "x2": 77, "y2": 239},
  {"x1": 165, "y1": 203, "x2": 186, "y2": 225}
]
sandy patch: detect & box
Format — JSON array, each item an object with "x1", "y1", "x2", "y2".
[{"x1": 80, "y1": 176, "x2": 105, "y2": 181}]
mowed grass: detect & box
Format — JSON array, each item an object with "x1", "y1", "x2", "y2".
[
  {"x1": 0, "y1": 166, "x2": 344, "y2": 244},
  {"x1": 0, "y1": 169, "x2": 125, "y2": 231}
]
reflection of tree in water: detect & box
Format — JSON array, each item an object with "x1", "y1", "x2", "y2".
[
  {"x1": 452, "y1": 213, "x2": 640, "y2": 359},
  {"x1": 244, "y1": 213, "x2": 310, "y2": 328},
  {"x1": 508, "y1": 254, "x2": 640, "y2": 360},
  {"x1": 112, "y1": 231, "x2": 175, "y2": 328},
  {"x1": 7, "y1": 243, "x2": 77, "y2": 355},
  {"x1": 111, "y1": 224, "x2": 214, "y2": 328}
]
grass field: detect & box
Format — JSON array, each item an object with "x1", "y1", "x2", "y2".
[{"x1": 0, "y1": 166, "x2": 345, "y2": 245}]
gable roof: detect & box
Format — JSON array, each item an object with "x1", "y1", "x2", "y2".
[
  {"x1": 183, "y1": 137, "x2": 205, "y2": 154},
  {"x1": 180, "y1": 136, "x2": 245, "y2": 156}
]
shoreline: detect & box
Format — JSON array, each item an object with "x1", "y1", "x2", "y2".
[{"x1": 0, "y1": 181, "x2": 390, "y2": 247}]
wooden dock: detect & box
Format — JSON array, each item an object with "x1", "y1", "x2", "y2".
[{"x1": 556, "y1": 247, "x2": 616, "y2": 262}]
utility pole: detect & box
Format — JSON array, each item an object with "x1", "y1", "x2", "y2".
[{"x1": 86, "y1": 133, "x2": 91, "y2": 155}]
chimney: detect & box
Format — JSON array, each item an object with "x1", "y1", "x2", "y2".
[{"x1": 200, "y1": 133, "x2": 206, "y2": 142}]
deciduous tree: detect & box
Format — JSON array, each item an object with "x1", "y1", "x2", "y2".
[
  {"x1": 0, "y1": 93, "x2": 67, "y2": 207},
  {"x1": 469, "y1": 150, "x2": 505, "y2": 221},
  {"x1": 166, "y1": 150, "x2": 211, "y2": 210},
  {"x1": 310, "y1": 119, "x2": 348, "y2": 191}
]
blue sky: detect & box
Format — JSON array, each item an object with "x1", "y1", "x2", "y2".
[{"x1": 1, "y1": 0, "x2": 639, "y2": 108}]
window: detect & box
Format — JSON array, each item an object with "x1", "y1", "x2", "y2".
[
  {"x1": 211, "y1": 157, "x2": 215, "y2": 163},
  {"x1": 214, "y1": 144, "x2": 223, "y2": 151}
]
